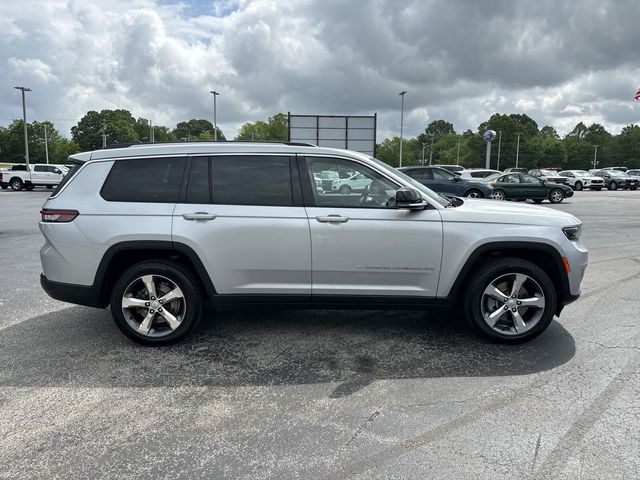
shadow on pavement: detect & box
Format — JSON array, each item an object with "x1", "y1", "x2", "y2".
[{"x1": 0, "y1": 306, "x2": 575, "y2": 397}]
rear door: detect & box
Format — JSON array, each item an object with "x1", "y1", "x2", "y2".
[{"x1": 172, "y1": 155, "x2": 311, "y2": 296}]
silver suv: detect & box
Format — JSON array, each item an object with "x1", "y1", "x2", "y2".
[{"x1": 40, "y1": 142, "x2": 588, "y2": 345}]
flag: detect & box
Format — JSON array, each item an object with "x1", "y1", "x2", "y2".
[{"x1": 635, "y1": 87, "x2": 640, "y2": 101}]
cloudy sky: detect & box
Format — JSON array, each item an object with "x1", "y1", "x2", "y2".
[{"x1": 2, "y1": 0, "x2": 640, "y2": 140}]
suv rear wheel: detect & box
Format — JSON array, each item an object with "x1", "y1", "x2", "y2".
[
  {"x1": 464, "y1": 257, "x2": 557, "y2": 343},
  {"x1": 110, "y1": 260, "x2": 202, "y2": 346}
]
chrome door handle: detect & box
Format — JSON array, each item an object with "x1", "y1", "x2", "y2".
[
  {"x1": 182, "y1": 212, "x2": 217, "y2": 221},
  {"x1": 316, "y1": 215, "x2": 349, "y2": 223}
]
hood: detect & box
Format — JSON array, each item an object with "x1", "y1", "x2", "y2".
[{"x1": 439, "y1": 198, "x2": 581, "y2": 227}]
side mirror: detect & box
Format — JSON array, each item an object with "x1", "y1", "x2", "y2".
[
  {"x1": 54, "y1": 169, "x2": 61, "y2": 174},
  {"x1": 396, "y1": 188, "x2": 427, "y2": 210}
]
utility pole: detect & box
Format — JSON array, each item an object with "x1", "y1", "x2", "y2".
[
  {"x1": 428, "y1": 131, "x2": 436, "y2": 165},
  {"x1": 515, "y1": 133, "x2": 523, "y2": 168},
  {"x1": 456, "y1": 136, "x2": 461, "y2": 165},
  {"x1": 44, "y1": 124, "x2": 49, "y2": 164},
  {"x1": 14, "y1": 86, "x2": 31, "y2": 169},
  {"x1": 149, "y1": 119, "x2": 154, "y2": 143},
  {"x1": 496, "y1": 130, "x2": 502, "y2": 170},
  {"x1": 593, "y1": 145, "x2": 599, "y2": 170},
  {"x1": 210, "y1": 90, "x2": 220, "y2": 140},
  {"x1": 421, "y1": 143, "x2": 427, "y2": 166},
  {"x1": 398, "y1": 91, "x2": 407, "y2": 167},
  {"x1": 101, "y1": 121, "x2": 107, "y2": 148}
]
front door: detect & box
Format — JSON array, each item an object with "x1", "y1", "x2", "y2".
[
  {"x1": 519, "y1": 173, "x2": 548, "y2": 199},
  {"x1": 172, "y1": 155, "x2": 311, "y2": 296},
  {"x1": 301, "y1": 156, "x2": 443, "y2": 297}
]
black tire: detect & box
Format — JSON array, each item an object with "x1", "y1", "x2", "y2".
[
  {"x1": 631, "y1": 187, "x2": 638, "y2": 191},
  {"x1": 533, "y1": 199, "x2": 544, "y2": 204},
  {"x1": 110, "y1": 260, "x2": 203, "y2": 346},
  {"x1": 463, "y1": 257, "x2": 557, "y2": 343},
  {"x1": 609, "y1": 181, "x2": 617, "y2": 191},
  {"x1": 25, "y1": 184, "x2": 35, "y2": 191},
  {"x1": 1, "y1": 184, "x2": 7, "y2": 190},
  {"x1": 47, "y1": 185, "x2": 54, "y2": 189},
  {"x1": 574, "y1": 181, "x2": 583, "y2": 191},
  {"x1": 339, "y1": 185, "x2": 351, "y2": 195},
  {"x1": 592, "y1": 187, "x2": 602, "y2": 191},
  {"x1": 464, "y1": 189, "x2": 484, "y2": 199},
  {"x1": 549, "y1": 188, "x2": 564, "y2": 204},
  {"x1": 492, "y1": 189, "x2": 506, "y2": 201},
  {"x1": 10, "y1": 178, "x2": 23, "y2": 191}
]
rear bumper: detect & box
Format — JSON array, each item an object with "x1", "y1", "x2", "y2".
[{"x1": 40, "y1": 274, "x2": 106, "y2": 308}]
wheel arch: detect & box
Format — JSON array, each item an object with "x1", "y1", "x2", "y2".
[
  {"x1": 446, "y1": 241, "x2": 570, "y2": 314},
  {"x1": 95, "y1": 240, "x2": 216, "y2": 307}
]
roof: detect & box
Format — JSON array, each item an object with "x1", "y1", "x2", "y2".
[{"x1": 69, "y1": 141, "x2": 368, "y2": 164}]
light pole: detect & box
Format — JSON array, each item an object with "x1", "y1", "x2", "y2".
[
  {"x1": 515, "y1": 133, "x2": 523, "y2": 168},
  {"x1": 421, "y1": 143, "x2": 427, "y2": 166},
  {"x1": 496, "y1": 130, "x2": 502, "y2": 170},
  {"x1": 398, "y1": 91, "x2": 407, "y2": 167},
  {"x1": 44, "y1": 124, "x2": 49, "y2": 164},
  {"x1": 14, "y1": 86, "x2": 32, "y2": 169},
  {"x1": 209, "y1": 90, "x2": 220, "y2": 140},
  {"x1": 456, "y1": 136, "x2": 461, "y2": 165},
  {"x1": 428, "y1": 131, "x2": 436, "y2": 165},
  {"x1": 593, "y1": 145, "x2": 599, "y2": 170}
]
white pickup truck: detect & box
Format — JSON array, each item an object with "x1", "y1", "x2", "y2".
[{"x1": 0, "y1": 164, "x2": 68, "y2": 191}]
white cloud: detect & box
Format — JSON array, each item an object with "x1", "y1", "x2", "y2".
[{"x1": 2, "y1": 0, "x2": 640, "y2": 140}]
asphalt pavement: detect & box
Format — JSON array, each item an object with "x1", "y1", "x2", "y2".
[{"x1": 0, "y1": 188, "x2": 639, "y2": 479}]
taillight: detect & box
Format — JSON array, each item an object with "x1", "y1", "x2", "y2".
[{"x1": 40, "y1": 209, "x2": 79, "y2": 222}]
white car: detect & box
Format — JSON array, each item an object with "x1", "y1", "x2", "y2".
[
  {"x1": 331, "y1": 172, "x2": 372, "y2": 194},
  {"x1": 559, "y1": 170, "x2": 605, "y2": 191},
  {"x1": 0, "y1": 163, "x2": 66, "y2": 191},
  {"x1": 459, "y1": 169, "x2": 502, "y2": 180}
]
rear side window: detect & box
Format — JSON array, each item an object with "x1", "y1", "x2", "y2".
[
  {"x1": 101, "y1": 157, "x2": 186, "y2": 203},
  {"x1": 210, "y1": 156, "x2": 292, "y2": 206}
]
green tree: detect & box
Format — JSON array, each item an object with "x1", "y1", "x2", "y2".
[
  {"x1": 0, "y1": 119, "x2": 79, "y2": 164},
  {"x1": 173, "y1": 119, "x2": 225, "y2": 141},
  {"x1": 375, "y1": 137, "x2": 417, "y2": 167},
  {"x1": 424, "y1": 119, "x2": 455, "y2": 136},
  {"x1": 540, "y1": 126, "x2": 559, "y2": 139},
  {"x1": 234, "y1": 113, "x2": 288, "y2": 141},
  {"x1": 71, "y1": 109, "x2": 139, "y2": 150}
]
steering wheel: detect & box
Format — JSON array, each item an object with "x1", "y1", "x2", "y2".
[
  {"x1": 358, "y1": 183, "x2": 381, "y2": 206},
  {"x1": 358, "y1": 184, "x2": 371, "y2": 206}
]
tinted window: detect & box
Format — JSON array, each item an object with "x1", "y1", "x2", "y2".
[
  {"x1": 432, "y1": 168, "x2": 454, "y2": 181},
  {"x1": 101, "y1": 157, "x2": 186, "y2": 203},
  {"x1": 34, "y1": 165, "x2": 46, "y2": 172},
  {"x1": 404, "y1": 169, "x2": 432, "y2": 181},
  {"x1": 521, "y1": 174, "x2": 541, "y2": 184},
  {"x1": 186, "y1": 157, "x2": 210, "y2": 203},
  {"x1": 211, "y1": 156, "x2": 292, "y2": 206}
]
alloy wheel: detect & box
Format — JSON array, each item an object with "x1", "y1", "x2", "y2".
[
  {"x1": 492, "y1": 190, "x2": 505, "y2": 201},
  {"x1": 480, "y1": 273, "x2": 546, "y2": 335},
  {"x1": 121, "y1": 274, "x2": 186, "y2": 337}
]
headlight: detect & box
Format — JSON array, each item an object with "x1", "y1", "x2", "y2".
[{"x1": 563, "y1": 225, "x2": 582, "y2": 241}]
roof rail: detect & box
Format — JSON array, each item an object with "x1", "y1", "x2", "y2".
[{"x1": 101, "y1": 140, "x2": 317, "y2": 149}]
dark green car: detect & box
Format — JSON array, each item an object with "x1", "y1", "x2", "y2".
[{"x1": 488, "y1": 173, "x2": 574, "y2": 204}]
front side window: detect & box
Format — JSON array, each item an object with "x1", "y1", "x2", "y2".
[
  {"x1": 432, "y1": 168, "x2": 455, "y2": 181},
  {"x1": 34, "y1": 165, "x2": 46, "y2": 172},
  {"x1": 101, "y1": 157, "x2": 186, "y2": 203},
  {"x1": 520, "y1": 174, "x2": 542, "y2": 184},
  {"x1": 305, "y1": 157, "x2": 399, "y2": 208}
]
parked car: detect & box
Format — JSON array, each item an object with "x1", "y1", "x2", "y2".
[
  {"x1": 627, "y1": 169, "x2": 640, "y2": 177},
  {"x1": 558, "y1": 170, "x2": 605, "y2": 191},
  {"x1": 39, "y1": 141, "x2": 587, "y2": 345},
  {"x1": 488, "y1": 173, "x2": 574, "y2": 203},
  {"x1": 0, "y1": 163, "x2": 66, "y2": 190},
  {"x1": 601, "y1": 166, "x2": 628, "y2": 172},
  {"x1": 434, "y1": 164, "x2": 464, "y2": 174},
  {"x1": 398, "y1": 166, "x2": 494, "y2": 198},
  {"x1": 528, "y1": 169, "x2": 569, "y2": 185},
  {"x1": 331, "y1": 172, "x2": 372, "y2": 194},
  {"x1": 592, "y1": 170, "x2": 639, "y2": 190},
  {"x1": 503, "y1": 167, "x2": 528, "y2": 174},
  {"x1": 459, "y1": 169, "x2": 502, "y2": 180}
]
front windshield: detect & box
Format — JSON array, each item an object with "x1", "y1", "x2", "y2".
[
  {"x1": 483, "y1": 173, "x2": 501, "y2": 182},
  {"x1": 369, "y1": 157, "x2": 450, "y2": 207},
  {"x1": 540, "y1": 169, "x2": 559, "y2": 176},
  {"x1": 574, "y1": 170, "x2": 588, "y2": 176},
  {"x1": 610, "y1": 171, "x2": 627, "y2": 177}
]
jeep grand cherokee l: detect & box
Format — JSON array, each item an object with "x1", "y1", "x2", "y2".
[{"x1": 40, "y1": 142, "x2": 588, "y2": 346}]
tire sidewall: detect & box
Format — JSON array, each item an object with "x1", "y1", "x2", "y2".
[
  {"x1": 549, "y1": 189, "x2": 564, "y2": 203},
  {"x1": 493, "y1": 190, "x2": 505, "y2": 200},
  {"x1": 464, "y1": 258, "x2": 558, "y2": 343},
  {"x1": 574, "y1": 181, "x2": 583, "y2": 191},
  {"x1": 10, "y1": 179, "x2": 23, "y2": 191},
  {"x1": 340, "y1": 185, "x2": 351, "y2": 195},
  {"x1": 110, "y1": 261, "x2": 202, "y2": 346}
]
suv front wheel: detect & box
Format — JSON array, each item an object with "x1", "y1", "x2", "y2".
[
  {"x1": 464, "y1": 257, "x2": 557, "y2": 343},
  {"x1": 110, "y1": 260, "x2": 203, "y2": 346}
]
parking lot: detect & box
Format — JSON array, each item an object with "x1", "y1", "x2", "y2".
[{"x1": 1, "y1": 188, "x2": 639, "y2": 479}]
